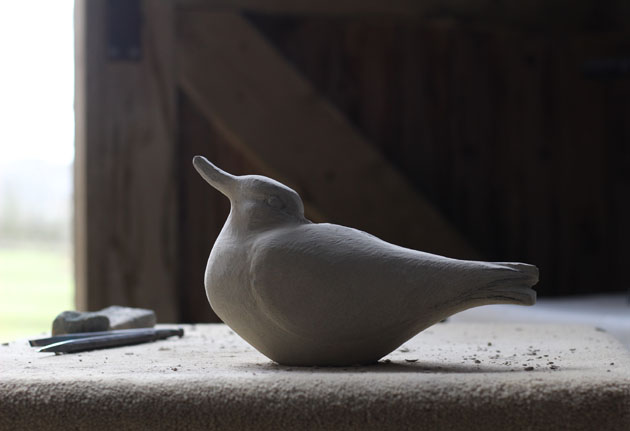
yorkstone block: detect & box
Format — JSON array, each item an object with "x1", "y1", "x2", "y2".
[{"x1": 52, "y1": 306, "x2": 156, "y2": 335}]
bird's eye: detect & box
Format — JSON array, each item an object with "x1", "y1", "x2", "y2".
[{"x1": 265, "y1": 195, "x2": 285, "y2": 209}]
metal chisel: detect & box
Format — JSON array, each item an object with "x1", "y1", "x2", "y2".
[{"x1": 33, "y1": 328, "x2": 184, "y2": 353}]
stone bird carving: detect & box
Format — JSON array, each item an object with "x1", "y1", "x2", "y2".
[{"x1": 193, "y1": 156, "x2": 539, "y2": 366}]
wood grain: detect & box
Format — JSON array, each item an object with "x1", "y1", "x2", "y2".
[
  {"x1": 176, "y1": 0, "x2": 476, "y2": 16},
  {"x1": 175, "y1": 0, "x2": 630, "y2": 32},
  {"x1": 176, "y1": 11, "x2": 478, "y2": 259},
  {"x1": 75, "y1": 0, "x2": 179, "y2": 320},
  {"x1": 251, "y1": 15, "x2": 630, "y2": 295}
]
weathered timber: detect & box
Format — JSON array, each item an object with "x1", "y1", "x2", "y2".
[
  {"x1": 176, "y1": 11, "x2": 478, "y2": 259},
  {"x1": 75, "y1": 0, "x2": 179, "y2": 320}
]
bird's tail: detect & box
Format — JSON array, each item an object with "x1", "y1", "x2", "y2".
[{"x1": 469, "y1": 262, "x2": 539, "y2": 306}]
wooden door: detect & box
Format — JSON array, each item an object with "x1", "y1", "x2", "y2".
[{"x1": 76, "y1": 0, "x2": 630, "y2": 322}]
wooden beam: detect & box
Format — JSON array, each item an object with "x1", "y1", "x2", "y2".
[
  {"x1": 75, "y1": 0, "x2": 179, "y2": 320},
  {"x1": 74, "y1": 0, "x2": 88, "y2": 311},
  {"x1": 177, "y1": 11, "x2": 478, "y2": 259},
  {"x1": 176, "y1": 0, "x2": 630, "y2": 31},
  {"x1": 176, "y1": 0, "x2": 449, "y2": 15},
  {"x1": 176, "y1": 0, "x2": 630, "y2": 32}
]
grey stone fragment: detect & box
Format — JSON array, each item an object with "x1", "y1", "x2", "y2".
[
  {"x1": 52, "y1": 311, "x2": 110, "y2": 335},
  {"x1": 51, "y1": 306, "x2": 156, "y2": 335},
  {"x1": 100, "y1": 305, "x2": 156, "y2": 330}
]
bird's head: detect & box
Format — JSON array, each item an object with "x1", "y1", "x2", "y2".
[{"x1": 193, "y1": 156, "x2": 308, "y2": 231}]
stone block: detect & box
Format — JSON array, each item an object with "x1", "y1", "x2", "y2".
[{"x1": 51, "y1": 306, "x2": 156, "y2": 335}]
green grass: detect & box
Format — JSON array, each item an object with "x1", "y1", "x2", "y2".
[{"x1": 0, "y1": 246, "x2": 74, "y2": 342}]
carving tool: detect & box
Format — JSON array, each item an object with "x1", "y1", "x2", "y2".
[{"x1": 32, "y1": 328, "x2": 184, "y2": 354}]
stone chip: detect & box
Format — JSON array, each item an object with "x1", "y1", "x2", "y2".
[{"x1": 52, "y1": 306, "x2": 156, "y2": 335}]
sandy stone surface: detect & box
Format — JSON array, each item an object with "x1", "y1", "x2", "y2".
[{"x1": 1, "y1": 323, "x2": 629, "y2": 430}]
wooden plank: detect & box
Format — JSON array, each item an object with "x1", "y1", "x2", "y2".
[
  {"x1": 74, "y1": 0, "x2": 179, "y2": 320},
  {"x1": 177, "y1": 11, "x2": 477, "y2": 258},
  {"x1": 175, "y1": 0, "x2": 630, "y2": 31},
  {"x1": 74, "y1": 0, "x2": 88, "y2": 310},
  {"x1": 176, "y1": 0, "x2": 465, "y2": 15},
  {"x1": 255, "y1": 17, "x2": 630, "y2": 296}
]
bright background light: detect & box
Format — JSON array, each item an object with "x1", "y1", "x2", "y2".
[
  {"x1": 0, "y1": 0, "x2": 75, "y2": 164},
  {"x1": 0, "y1": 0, "x2": 75, "y2": 342}
]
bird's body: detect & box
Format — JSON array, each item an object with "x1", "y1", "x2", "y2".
[{"x1": 193, "y1": 156, "x2": 539, "y2": 366}]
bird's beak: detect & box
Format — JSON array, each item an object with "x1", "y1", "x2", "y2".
[{"x1": 193, "y1": 156, "x2": 237, "y2": 198}]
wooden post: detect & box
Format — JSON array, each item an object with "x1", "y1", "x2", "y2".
[{"x1": 74, "y1": 0, "x2": 179, "y2": 321}]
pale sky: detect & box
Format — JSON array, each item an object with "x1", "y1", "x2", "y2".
[{"x1": 0, "y1": 0, "x2": 75, "y2": 165}]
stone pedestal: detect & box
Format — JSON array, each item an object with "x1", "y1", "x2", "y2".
[{"x1": 1, "y1": 323, "x2": 629, "y2": 430}]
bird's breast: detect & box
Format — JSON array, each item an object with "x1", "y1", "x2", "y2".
[{"x1": 204, "y1": 234, "x2": 256, "y2": 317}]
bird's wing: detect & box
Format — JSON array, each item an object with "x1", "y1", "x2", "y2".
[{"x1": 249, "y1": 223, "x2": 463, "y2": 342}]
